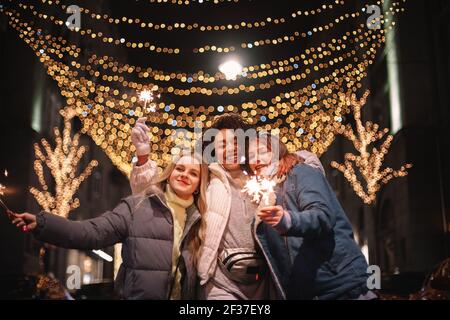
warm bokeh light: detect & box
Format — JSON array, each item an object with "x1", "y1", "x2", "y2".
[
  {"x1": 331, "y1": 91, "x2": 412, "y2": 205},
  {"x1": 219, "y1": 60, "x2": 243, "y2": 80},
  {"x1": 0, "y1": 0, "x2": 407, "y2": 175},
  {"x1": 29, "y1": 112, "x2": 98, "y2": 217}
]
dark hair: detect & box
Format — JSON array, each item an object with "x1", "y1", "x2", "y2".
[{"x1": 210, "y1": 113, "x2": 252, "y2": 131}]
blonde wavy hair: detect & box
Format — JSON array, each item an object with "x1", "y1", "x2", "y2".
[{"x1": 142, "y1": 153, "x2": 209, "y2": 267}]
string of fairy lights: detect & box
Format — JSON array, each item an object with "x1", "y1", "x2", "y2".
[
  {"x1": 16, "y1": 1, "x2": 355, "y2": 55},
  {"x1": 147, "y1": 0, "x2": 240, "y2": 5},
  {"x1": 38, "y1": 0, "x2": 345, "y2": 32},
  {"x1": 29, "y1": 23, "x2": 381, "y2": 101},
  {"x1": 0, "y1": 0, "x2": 407, "y2": 174},
  {"x1": 8, "y1": 2, "x2": 403, "y2": 86},
  {"x1": 4, "y1": 4, "x2": 394, "y2": 168},
  {"x1": 31, "y1": 23, "x2": 374, "y2": 86},
  {"x1": 7, "y1": 3, "x2": 385, "y2": 109},
  {"x1": 7, "y1": 32, "x2": 360, "y2": 127},
  {"x1": 13, "y1": 0, "x2": 403, "y2": 56},
  {"x1": 6, "y1": 12, "x2": 372, "y2": 114}
]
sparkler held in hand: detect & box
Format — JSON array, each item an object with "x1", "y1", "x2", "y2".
[
  {"x1": 0, "y1": 169, "x2": 11, "y2": 213},
  {"x1": 242, "y1": 175, "x2": 276, "y2": 206},
  {"x1": 138, "y1": 85, "x2": 160, "y2": 113},
  {"x1": 0, "y1": 198, "x2": 10, "y2": 212}
]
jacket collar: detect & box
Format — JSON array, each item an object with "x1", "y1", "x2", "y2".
[{"x1": 147, "y1": 192, "x2": 201, "y2": 238}]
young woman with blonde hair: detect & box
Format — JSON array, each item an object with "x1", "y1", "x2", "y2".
[{"x1": 11, "y1": 118, "x2": 209, "y2": 300}]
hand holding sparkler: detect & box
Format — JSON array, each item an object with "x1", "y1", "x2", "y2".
[
  {"x1": 256, "y1": 205, "x2": 287, "y2": 227},
  {"x1": 0, "y1": 169, "x2": 28, "y2": 231},
  {"x1": 11, "y1": 212, "x2": 36, "y2": 233},
  {"x1": 0, "y1": 182, "x2": 29, "y2": 232},
  {"x1": 131, "y1": 117, "x2": 151, "y2": 157},
  {"x1": 242, "y1": 174, "x2": 289, "y2": 227}
]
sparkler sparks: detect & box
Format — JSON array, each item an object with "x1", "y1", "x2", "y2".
[
  {"x1": 0, "y1": 168, "x2": 11, "y2": 212},
  {"x1": 242, "y1": 175, "x2": 276, "y2": 206},
  {"x1": 138, "y1": 86, "x2": 160, "y2": 112}
]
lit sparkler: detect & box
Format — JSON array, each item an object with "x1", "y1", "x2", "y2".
[
  {"x1": 0, "y1": 169, "x2": 11, "y2": 212},
  {"x1": 138, "y1": 85, "x2": 160, "y2": 113},
  {"x1": 0, "y1": 184, "x2": 10, "y2": 212},
  {"x1": 242, "y1": 175, "x2": 276, "y2": 206}
]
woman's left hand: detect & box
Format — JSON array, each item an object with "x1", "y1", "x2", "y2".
[{"x1": 257, "y1": 205, "x2": 285, "y2": 226}]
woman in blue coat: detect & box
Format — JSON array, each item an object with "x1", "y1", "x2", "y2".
[{"x1": 248, "y1": 134, "x2": 376, "y2": 300}]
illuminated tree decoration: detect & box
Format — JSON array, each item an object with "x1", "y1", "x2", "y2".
[
  {"x1": 331, "y1": 91, "x2": 412, "y2": 205},
  {"x1": 29, "y1": 110, "x2": 98, "y2": 217}
]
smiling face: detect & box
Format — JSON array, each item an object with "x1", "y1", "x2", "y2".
[
  {"x1": 214, "y1": 129, "x2": 242, "y2": 171},
  {"x1": 248, "y1": 138, "x2": 274, "y2": 175},
  {"x1": 168, "y1": 155, "x2": 201, "y2": 200}
]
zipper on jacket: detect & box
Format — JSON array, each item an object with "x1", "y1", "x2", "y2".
[
  {"x1": 253, "y1": 220, "x2": 286, "y2": 300},
  {"x1": 168, "y1": 209, "x2": 201, "y2": 299},
  {"x1": 284, "y1": 236, "x2": 293, "y2": 265},
  {"x1": 168, "y1": 220, "x2": 199, "y2": 300},
  {"x1": 148, "y1": 194, "x2": 176, "y2": 299},
  {"x1": 282, "y1": 181, "x2": 293, "y2": 264},
  {"x1": 167, "y1": 263, "x2": 178, "y2": 299}
]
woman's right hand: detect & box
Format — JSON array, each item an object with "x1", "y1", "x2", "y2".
[
  {"x1": 131, "y1": 117, "x2": 151, "y2": 156},
  {"x1": 11, "y1": 212, "x2": 37, "y2": 232}
]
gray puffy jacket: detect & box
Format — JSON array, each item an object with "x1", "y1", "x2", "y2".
[{"x1": 34, "y1": 193, "x2": 201, "y2": 300}]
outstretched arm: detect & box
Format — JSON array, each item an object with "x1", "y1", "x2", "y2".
[{"x1": 12, "y1": 200, "x2": 131, "y2": 250}]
